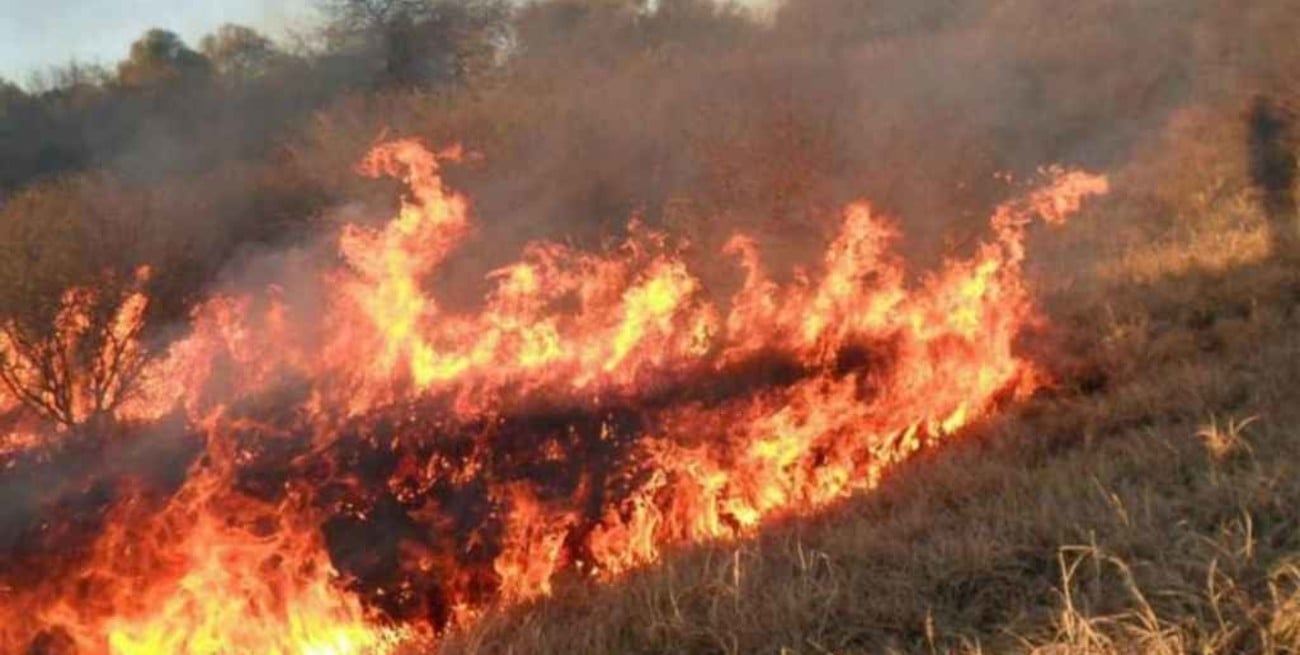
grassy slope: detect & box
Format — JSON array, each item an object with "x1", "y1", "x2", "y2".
[{"x1": 429, "y1": 110, "x2": 1300, "y2": 654}]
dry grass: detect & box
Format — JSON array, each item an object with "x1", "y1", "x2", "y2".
[{"x1": 423, "y1": 100, "x2": 1300, "y2": 654}]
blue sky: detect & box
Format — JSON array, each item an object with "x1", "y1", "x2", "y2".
[{"x1": 0, "y1": 0, "x2": 318, "y2": 83}]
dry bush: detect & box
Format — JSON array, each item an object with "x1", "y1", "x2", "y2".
[{"x1": 0, "y1": 158, "x2": 324, "y2": 434}]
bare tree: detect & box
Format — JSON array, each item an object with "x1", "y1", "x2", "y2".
[
  {"x1": 0, "y1": 273, "x2": 152, "y2": 431},
  {"x1": 0, "y1": 179, "x2": 164, "y2": 433}
]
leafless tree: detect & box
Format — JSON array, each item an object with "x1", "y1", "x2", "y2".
[
  {"x1": 0, "y1": 278, "x2": 151, "y2": 431},
  {"x1": 0, "y1": 180, "x2": 163, "y2": 433}
]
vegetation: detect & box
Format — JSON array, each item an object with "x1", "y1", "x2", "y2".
[{"x1": 1, "y1": 0, "x2": 1298, "y2": 652}]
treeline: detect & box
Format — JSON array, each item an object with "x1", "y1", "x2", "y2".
[
  {"x1": 0, "y1": 2, "x2": 510, "y2": 193},
  {"x1": 0, "y1": 0, "x2": 1296, "y2": 434}
]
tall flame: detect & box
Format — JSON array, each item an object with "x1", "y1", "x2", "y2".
[{"x1": 0, "y1": 138, "x2": 1107, "y2": 654}]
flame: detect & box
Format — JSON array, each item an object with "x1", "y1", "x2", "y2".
[
  {"x1": 88, "y1": 480, "x2": 403, "y2": 655},
  {"x1": 1, "y1": 417, "x2": 412, "y2": 655},
  {"x1": 0, "y1": 266, "x2": 153, "y2": 432},
  {"x1": 0, "y1": 138, "x2": 1107, "y2": 654}
]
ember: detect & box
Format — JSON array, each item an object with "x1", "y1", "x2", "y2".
[{"x1": 0, "y1": 139, "x2": 1106, "y2": 654}]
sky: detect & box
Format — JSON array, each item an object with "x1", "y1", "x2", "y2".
[
  {"x1": 0, "y1": 0, "x2": 778, "y2": 85},
  {"x1": 0, "y1": 0, "x2": 318, "y2": 83}
]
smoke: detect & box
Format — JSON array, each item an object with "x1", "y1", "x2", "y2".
[
  {"x1": 2, "y1": 0, "x2": 1298, "y2": 649},
  {"x1": 56, "y1": 0, "x2": 1266, "y2": 414},
  {"x1": 283, "y1": 0, "x2": 1231, "y2": 292},
  {"x1": 0, "y1": 0, "x2": 1285, "y2": 495},
  {"x1": 6, "y1": 0, "x2": 1274, "y2": 315}
]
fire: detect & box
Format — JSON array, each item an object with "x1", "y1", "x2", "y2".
[
  {"x1": 77, "y1": 478, "x2": 404, "y2": 655},
  {"x1": 19, "y1": 508, "x2": 397, "y2": 655},
  {"x1": 0, "y1": 138, "x2": 1107, "y2": 654},
  {"x1": 0, "y1": 266, "x2": 153, "y2": 432}
]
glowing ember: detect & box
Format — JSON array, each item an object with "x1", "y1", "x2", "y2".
[{"x1": 0, "y1": 138, "x2": 1106, "y2": 654}]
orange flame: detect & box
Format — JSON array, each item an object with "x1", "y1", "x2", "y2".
[{"x1": 0, "y1": 139, "x2": 1107, "y2": 654}]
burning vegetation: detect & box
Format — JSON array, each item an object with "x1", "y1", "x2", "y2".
[
  {"x1": 0, "y1": 135, "x2": 1104, "y2": 653},
  {"x1": 4, "y1": 0, "x2": 1299, "y2": 653}
]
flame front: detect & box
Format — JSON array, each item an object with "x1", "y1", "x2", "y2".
[
  {"x1": 84, "y1": 477, "x2": 406, "y2": 655},
  {"x1": 0, "y1": 139, "x2": 1107, "y2": 654}
]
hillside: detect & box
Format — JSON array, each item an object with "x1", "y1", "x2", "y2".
[
  {"x1": 2, "y1": 2, "x2": 1300, "y2": 654},
  {"x1": 432, "y1": 108, "x2": 1300, "y2": 654}
]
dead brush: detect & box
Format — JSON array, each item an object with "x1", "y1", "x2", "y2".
[
  {"x1": 1027, "y1": 542, "x2": 1182, "y2": 655},
  {"x1": 1197, "y1": 415, "x2": 1259, "y2": 463},
  {"x1": 1267, "y1": 562, "x2": 1300, "y2": 649}
]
